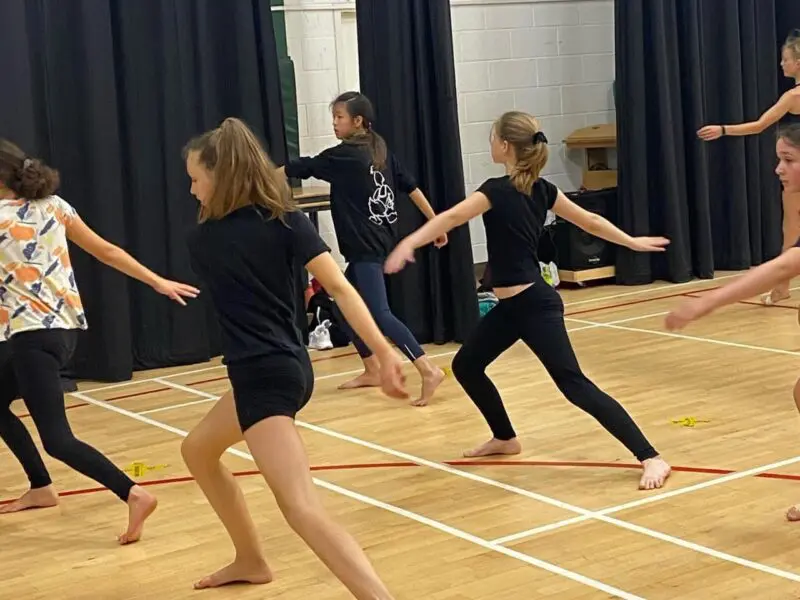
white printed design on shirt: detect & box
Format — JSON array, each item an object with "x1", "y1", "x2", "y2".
[{"x1": 367, "y1": 166, "x2": 397, "y2": 226}]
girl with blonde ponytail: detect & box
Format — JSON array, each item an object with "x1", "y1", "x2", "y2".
[{"x1": 386, "y1": 110, "x2": 673, "y2": 491}]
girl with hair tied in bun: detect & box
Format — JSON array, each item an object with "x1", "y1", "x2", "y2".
[
  {"x1": 697, "y1": 30, "x2": 800, "y2": 309},
  {"x1": 386, "y1": 111, "x2": 673, "y2": 490},
  {"x1": 0, "y1": 140, "x2": 199, "y2": 543}
]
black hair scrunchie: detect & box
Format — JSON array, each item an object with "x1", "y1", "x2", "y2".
[{"x1": 532, "y1": 131, "x2": 548, "y2": 145}]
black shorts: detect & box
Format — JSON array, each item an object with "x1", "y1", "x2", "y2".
[{"x1": 226, "y1": 352, "x2": 314, "y2": 432}]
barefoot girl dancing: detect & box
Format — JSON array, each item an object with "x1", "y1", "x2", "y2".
[
  {"x1": 697, "y1": 31, "x2": 800, "y2": 307},
  {"x1": 181, "y1": 118, "x2": 405, "y2": 598},
  {"x1": 0, "y1": 139, "x2": 198, "y2": 542},
  {"x1": 666, "y1": 123, "x2": 800, "y2": 517},
  {"x1": 280, "y1": 92, "x2": 445, "y2": 406},
  {"x1": 385, "y1": 111, "x2": 672, "y2": 490}
]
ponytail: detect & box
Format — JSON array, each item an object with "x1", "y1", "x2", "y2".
[
  {"x1": 493, "y1": 112, "x2": 549, "y2": 196},
  {"x1": 0, "y1": 140, "x2": 61, "y2": 200},
  {"x1": 183, "y1": 117, "x2": 295, "y2": 222},
  {"x1": 331, "y1": 91, "x2": 387, "y2": 170}
]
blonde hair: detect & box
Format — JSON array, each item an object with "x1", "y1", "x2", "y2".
[
  {"x1": 183, "y1": 118, "x2": 296, "y2": 223},
  {"x1": 493, "y1": 111, "x2": 549, "y2": 195},
  {"x1": 784, "y1": 30, "x2": 800, "y2": 60}
]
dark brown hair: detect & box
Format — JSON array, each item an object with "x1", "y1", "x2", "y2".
[
  {"x1": 493, "y1": 111, "x2": 549, "y2": 195},
  {"x1": 0, "y1": 140, "x2": 60, "y2": 200},
  {"x1": 332, "y1": 91, "x2": 388, "y2": 170},
  {"x1": 183, "y1": 118, "x2": 296, "y2": 223},
  {"x1": 779, "y1": 123, "x2": 800, "y2": 149}
]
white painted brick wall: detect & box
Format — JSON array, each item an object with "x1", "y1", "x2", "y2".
[{"x1": 281, "y1": 0, "x2": 616, "y2": 266}]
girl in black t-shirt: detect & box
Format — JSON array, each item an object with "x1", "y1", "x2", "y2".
[
  {"x1": 182, "y1": 117, "x2": 405, "y2": 598},
  {"x1": 280, "y1": 92, "x2": 446, "y2": 407},
  {"x1": 386, "y1": 111, "x2": 672, "y2": 491},
  {"x1": 667, "y1": 123, "x2": 800, "y2": 519}
]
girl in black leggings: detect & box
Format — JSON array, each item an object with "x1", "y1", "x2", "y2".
[
  {"x1": 0, "y1": 140, "x2": 198, "y2": 542},
  {"x1": 280, "y1": 92, "x2": 446, "y2": 406},
  {"x1": 385, "y1": 111, "x2": 672, "y2": 490}
]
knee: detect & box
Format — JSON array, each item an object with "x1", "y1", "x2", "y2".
[
  {"x1": 451, "y1": 349, "x2": 478, "y2": 384},
  {"x1": 41, "y1": 435, "x2": 78, "y2": 462},
  {"x1": 181, "y1": 431, "x2": 210, "y2": 468}
]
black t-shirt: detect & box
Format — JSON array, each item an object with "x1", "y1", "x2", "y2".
[
  {"x1": 477, "y1": 175, "x2": 559, "y2": 287},
  {"x1": 285, "y1": 142, "x2": 418, "y2": 262},
  {"x1": 187, "y1": 206, "x2": 329, "y2": 364}
]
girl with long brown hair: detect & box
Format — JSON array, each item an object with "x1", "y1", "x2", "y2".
[
  {"x1": 697, "y1": 31, "x2": 800, "y2": 309},
  {"x1": 385, "y1": 111, "x2": 673, "y2": 490},
  {"x1": 181, "y1": 117, "x2": 403, "y2": 598}
]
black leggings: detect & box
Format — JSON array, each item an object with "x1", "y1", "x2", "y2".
[
  {"x1": 0, "y1": 329, "x2": 135, "y2": 500},
  {"x1": 452, "y1": 282, "x2": 658, "y2": 462}
]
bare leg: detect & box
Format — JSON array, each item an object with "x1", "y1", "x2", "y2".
[
  {"x1": 787, "y1": 378, "x2": 800, "y2": 521},
  {"x1": 181, "y1": 390, "x2": 272, "y2": 589},
  {"x1": 245, "y1": 416, "x2": 393, "y2": 600},
  {"x1": 763, "y1": 189, "x2": 800, "y2": 305},
  {"x1": 338, "y1": 355, "x2": 381, "y2": 390},
  {"x1": 409, "y1": 355, "x2": 445, "y2": 407}
]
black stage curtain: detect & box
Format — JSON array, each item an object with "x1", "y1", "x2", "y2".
[
  {"x1": 0, "y1": 0, "x2": 287, "y2": 381},
  {"x1": 615, "y1": 0, "x2": 783, "y2": 284},
  {"x1": 355, "y1": 0, "x2": 479, "y2": 344}
]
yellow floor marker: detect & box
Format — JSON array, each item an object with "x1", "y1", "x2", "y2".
[
  {"x1": 124, "y1": 462, "x2": 169, "y2": 478},
  {"x1": 671, "y1": 417, "x2": 710, "y2": 428}
]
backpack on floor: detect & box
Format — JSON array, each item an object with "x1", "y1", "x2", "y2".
[{"x1": 307, "y1": 291, "x2": 351, "y2": 349}]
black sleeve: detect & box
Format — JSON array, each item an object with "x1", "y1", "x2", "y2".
[
  {"x1": 286, "y1": 211, "x2": 331, "y2": 265},
  {"x1": 284, "y1": 148, "x2": 338, "y2": 182},
  {"x1": 391, "y1": 154, "x2": 418, "y2": 194},
  {"x1": 538, "y1": 177, "x2": 559, "y2": 210},
  {"x1": 477, "y1": 178, "x2": 502, "y2": 207}
]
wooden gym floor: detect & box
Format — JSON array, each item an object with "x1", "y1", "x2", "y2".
[{"x1": 5, "y1": 271, "x2": 800, "y2": 599}]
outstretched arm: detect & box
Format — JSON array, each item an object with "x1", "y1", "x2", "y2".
[
  {"x1": 305, "y1": 251, "x2": 407, "y2": 398},
  {"x1": 666, "y1": 248, "x2": 800, "y2": 330},
  {"x1": 698, "y1": 91, "x2": 795, "y2": 140},
  {"x1": 66, "y1": 216, "x2": 199, "y2": 305},
  {"x1": 552, "y1": 190, "x2": 669, "y2": 252},
  {"x1": 385, "y1": 192, "x2": 491, "y2": 273}
]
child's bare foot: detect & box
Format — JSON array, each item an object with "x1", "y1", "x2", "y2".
[
  {"x1": 0, "y1": 485, "x2": 59, "y2": 514},
  {"x1": 118, "y1": 485, "x2": 158, "y2": 545},
  {"x1": 463, "y1": 437, "x2": 522, "y2": 458},
  {"x1": 193, "y1": 558, "x2": 273, "y2": 589},
  {"x1": 411, "y1": 367, "x2": 446, "y2": 407},
  {"x1": 338, "y1": 372, "x2": 381, "y2": 390},
  {"x1": 786, "y1": 505, "x2": 800, "y2": 521},
  {"x1": 761, "y1": 290, "x2": 790, "y2": 305},
  {"x1": 639, "y1": 457, "x2": 671, "y2": 490}
]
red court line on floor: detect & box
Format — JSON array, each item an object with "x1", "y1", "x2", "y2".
[
  {"x1": 17, "y1": 350, "x2": 359, "y2": 420},
  {"x1": 563, "y1": 286, "x2": 720, "y2": 317},
  {"x1": 683, "y1": 291, "x2": 798, "y2": 310},
  {"x1": 4, "y1": 459, "x2": 800, "y2": 506},
  {"x1": 13, "y1": 283, "x2": 742, "y2": 421}
]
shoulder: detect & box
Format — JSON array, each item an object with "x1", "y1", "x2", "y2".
[
  {"x1": 477, "y1": 176, "x2": 512, "y2": 203},
  {"x1": 533, "y1": 177, "x2": 559, "y2": 209}
]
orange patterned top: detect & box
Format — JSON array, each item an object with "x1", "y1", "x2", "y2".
[{"x1": 0, "y1": 195, "x2": 86, "y2": 341}]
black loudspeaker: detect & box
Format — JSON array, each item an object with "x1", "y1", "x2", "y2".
[{"x1": 554, "y1": 187, "x2": 616, "y2": 271}]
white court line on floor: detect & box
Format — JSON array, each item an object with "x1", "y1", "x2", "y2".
[
  {"x1": 562, "y1": 273, "x2": 739, "y2": 307},
  {"x1": 69, "y1": 391, "x2": 641, "y2": 600},
  {"x1": 128, "y1": 311, "x2": 670, "y2": 416},
  {"x1": 564, "y1": 317, "x2": 800, "y2": 358},
  {"x1": 148, "y1": 377, "x2": 800, "y2": 584}
]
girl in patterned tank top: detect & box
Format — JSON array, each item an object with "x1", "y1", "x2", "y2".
[{"x1": 0, "y1": 139, "x2": 198, "y2": 545}]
